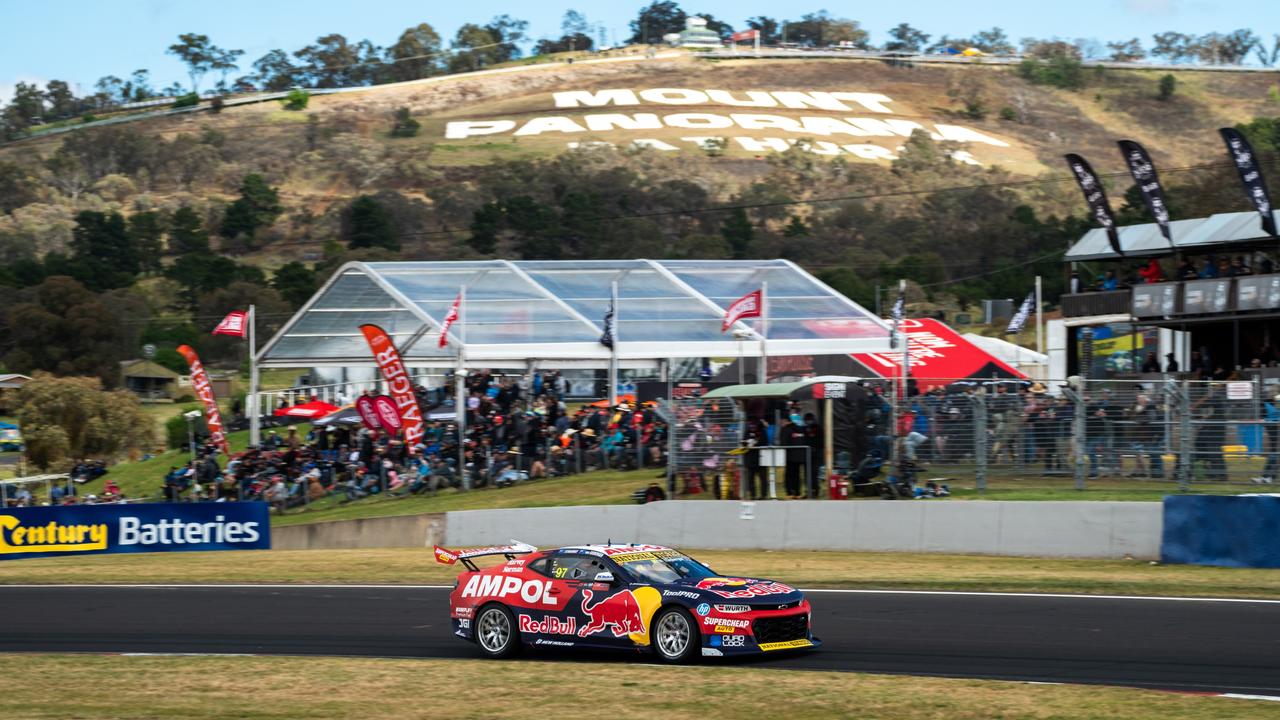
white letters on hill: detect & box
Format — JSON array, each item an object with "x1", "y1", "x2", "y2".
[{"x1": 444, "y1": 86, "x2": 1011, "y2": 163}]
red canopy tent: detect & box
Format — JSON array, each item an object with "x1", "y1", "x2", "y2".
[
  {"x1": 273, "y1": 399, "x2": 341, "y2": 418},
  {"x1": 849, "y1": 318, "x2": 1025, "y2": 392}
]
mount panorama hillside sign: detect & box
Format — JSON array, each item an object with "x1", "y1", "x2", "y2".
[{"x1": 444, "y1": 88, "x2": 1012, "y2": 164}]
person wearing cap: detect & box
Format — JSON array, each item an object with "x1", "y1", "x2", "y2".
[{"x1": 1023, "y1": 382, "x2": 1049, "y2": 468}]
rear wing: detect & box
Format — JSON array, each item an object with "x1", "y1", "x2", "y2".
[{"x1": 434, "y1": 541, "x2": 537, "y2": 571}]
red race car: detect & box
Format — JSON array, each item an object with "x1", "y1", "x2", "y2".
[{"x1": 436, "y1": 541, "x2": 820, "y2": 663}]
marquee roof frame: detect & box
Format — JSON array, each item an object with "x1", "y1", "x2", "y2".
[
  {"x1": 1064, "y1": 210, "x2": 1280, "y2": 261},
  {"x1": 257, "y1": 259, "x2": 892, "y2": 369}
]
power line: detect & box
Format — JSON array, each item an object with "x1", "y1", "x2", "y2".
[{"x1": 183, "y1": 157, "x2": 1234, "y2": 252}]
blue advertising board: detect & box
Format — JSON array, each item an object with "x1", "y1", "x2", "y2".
[
  {"x1": 1161, "y1": 495, "x2": 1280, "y2": 568},
  {"x1": 0, "y1": 502, "x2": 271, "y2": 561}
]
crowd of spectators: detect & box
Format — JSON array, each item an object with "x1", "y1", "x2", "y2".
[
  {"x1": 1076, "y1": 252, "x2": 1277, "y2": 293},
  {"x1": 159, "y1": 370, "x2": 670, "y2": 513}
]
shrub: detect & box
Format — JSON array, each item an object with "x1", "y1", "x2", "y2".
[
  {"x1": 1158, "y1": 74, "x2": 1177, "y2": 101},
  {"x1": 81, "y1": 113, "x2": 97, "y2": 124},
  {"x1": 1017, "y1": 56, "x2": 1085, "y2": 90},
  {"x1": 390, "y1": 107, "x2": 421, "y2": 138},
  {"x1": 281, "y1": 89, "x2": 310, "y2": 111},
  {"x1": 172, "y1": 93, "x2": 200, "y2": 108},
  {"x1": 998, "y1": 106, "x2": 1018, "y2": 121}
]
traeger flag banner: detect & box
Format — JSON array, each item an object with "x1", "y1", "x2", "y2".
[
  {"x1": 359, "y1": 324, "x2": 425, "y2": 446},
  {"x1": 175, "y1": 345, "x2": 229, "y2": 454},
  {"x1": 212, "y1": 310, "x2": 249, "y2": 338},
  {"x1": 600, "y1": 296, "x2": 616, "y2": 349},
  {"x1": 1219, "y1": 127, "x2": 1279, "y2": 237},
  {"x1": 1117, "y1": 140, "x2": 1174, "y2": 246},
  {"x1": 1006, "y1": 291, "x2": 1035, "y2": 334},
  {"x1": 438, "y1": 292, "x2": 462, "y2": 348},
  {"x1": 722, "y1": 289, "x2": 763, "y2": 332},
  {"x1": 1065, "y1": 153, "x2": 1124, "y2": 256}
]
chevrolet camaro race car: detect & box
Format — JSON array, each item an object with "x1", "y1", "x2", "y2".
[{"x1": 436, "y1": 541, "x2": 820, "y2": 663}]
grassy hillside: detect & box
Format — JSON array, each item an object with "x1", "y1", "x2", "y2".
[{"x1": 2, "y1": 54, "x2": 1277, "y2": 268}]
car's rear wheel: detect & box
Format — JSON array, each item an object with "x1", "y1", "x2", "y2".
[
  {"x1": 652, "y1": 606, "x2": 699, "y2": 664},
  {"x1": 474, "y1": 603, "x2": 520, "y2": 658}
]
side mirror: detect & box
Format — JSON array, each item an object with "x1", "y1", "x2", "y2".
[{"x1": 594, "y1": 571, "x2": 615, "y2": 583}]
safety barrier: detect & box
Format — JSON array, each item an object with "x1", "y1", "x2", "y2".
[
  {"x1": 1161, "y1": 495, "x2": 1280, "y2": 568},
  {"x1": 444, "y1": 500, "x2": 1162, "y2": 559}
]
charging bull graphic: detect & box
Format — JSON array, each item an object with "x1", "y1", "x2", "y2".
[{"x1": 579, "y1": 589, "x2": 645, "y2": 637}]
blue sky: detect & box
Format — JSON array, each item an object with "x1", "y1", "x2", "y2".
[{"x1": 1, "y1": 0, "x2": 1275, "y2": 101}]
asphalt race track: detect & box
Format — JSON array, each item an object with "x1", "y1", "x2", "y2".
[{"x1": 2, "y1": 585, "x2": 1277, "y2": 696}]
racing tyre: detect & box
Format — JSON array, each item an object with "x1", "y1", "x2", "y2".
[
  {"x1": 651, "y1": 606, "x2": 700, "y2": 664},
  {"x1": 475, "y1": 603, "x2": 520, "y2": 659}
]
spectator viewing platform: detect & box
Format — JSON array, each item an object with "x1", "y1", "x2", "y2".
[
  {"x1": 1062, "y1": 209, "x2": 1280, "y2": 324},
  {"x1": 258, "y1": 259, "x2": 892, "y2": 369}
]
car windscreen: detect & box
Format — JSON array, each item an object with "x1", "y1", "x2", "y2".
[{"x1": 610, "y1": 551, "x2": 717, "y2": 584}]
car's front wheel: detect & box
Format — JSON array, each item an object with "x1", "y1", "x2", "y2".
[
  {"x1": 651, "y1": 606, "x2": 699, "y2": 664},
  {"x1": 474, "y1": 603, "x2": 520, "y2": 659}
]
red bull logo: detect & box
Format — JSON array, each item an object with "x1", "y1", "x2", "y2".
[
  {"x1": 578, "y1": 589, "x2": 644, "y2": 637},
  {"x1": 519, "y1": 614, "x2": 577, "y2": 635},
  {"x1": 695, "y1": 578, "x2": 795, "y2": 599}
]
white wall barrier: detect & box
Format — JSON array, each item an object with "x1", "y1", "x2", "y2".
[{"x1": 444, "y1": 501, "x2": 1163, "y2": 560}]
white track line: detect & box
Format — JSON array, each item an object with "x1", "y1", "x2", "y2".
[
  {"x1": 799, "y1": 589, "x2": 1280, "y2": 604},
  {"x1": 2, "y1": 584, "x2": 1278, "y2": 604}
]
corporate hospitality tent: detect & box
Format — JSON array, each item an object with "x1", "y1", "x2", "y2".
[{"x1": 257, "y1": 260, "x2": 892, "y2": 370}]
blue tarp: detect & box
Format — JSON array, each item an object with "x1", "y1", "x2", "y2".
[
  {"x1": 1161, "y1": 495, "x2": 1280, "y2": 568},
  {"x1": 0, "y1": 422, "x2": 15, "y2": 430}
]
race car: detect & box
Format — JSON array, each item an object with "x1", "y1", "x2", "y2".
[{"x1": 437, "y1": 541, "x2": 820, "y2": 663}]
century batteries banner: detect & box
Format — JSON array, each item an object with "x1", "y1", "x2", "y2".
[{"x1": 0, "y1": 502, "x2": 270, "y2": 561}]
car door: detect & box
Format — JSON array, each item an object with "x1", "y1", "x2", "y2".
[{"x1": 543, "y1": 552, "x2": 640, "y2": 649}]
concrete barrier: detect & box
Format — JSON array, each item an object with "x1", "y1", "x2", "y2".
[
  {"x1": 444, "y1": 501, "x2": 1163, "y2": 559},
  {"x1": 272, "y1": 513, "x2": 445, "y2": 550}
]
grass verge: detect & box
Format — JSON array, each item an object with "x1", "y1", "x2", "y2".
[
  {"x1": 272, "y1": 467, "x2": 653, "y2": 525},
  {"x1": 2, "y1": 548, "x2": 1277, "y2": 599},
  {"x1": 1, "y1": 654, "x2": 1273, "y2": 720}
]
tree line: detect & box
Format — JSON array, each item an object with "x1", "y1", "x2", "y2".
[{"x1": 3, "y1": 1, "x2": 1274, "y2": 140}]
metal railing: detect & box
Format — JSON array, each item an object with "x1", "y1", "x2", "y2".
[{"x1": 667, "y1": 376, "x2": 1280, "y2": 499}]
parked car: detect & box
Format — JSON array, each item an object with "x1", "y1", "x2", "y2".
[{"x1": 0, "y1": 428, "x2": 23, "y2": 452}]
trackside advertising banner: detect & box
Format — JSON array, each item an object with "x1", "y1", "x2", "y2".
[
  {"x1": 1117, "y1": 140, "x2": 1174, "y2": 246},
  {"x1": 1064, "y1": 153, "x2": 1124, "y2": 257},
  {"x1": 176, "y1": 344, "x2": 229, "y2": 454},
  {"x1": 0, "y1": 502, "x2": 270, "y2": 561},
  {"x1": 359, "y1": 324, "x2": 425, "y2": 447},
  {"x1": 1219, "y1": 127, "x2": 1278, "y2": 237}
]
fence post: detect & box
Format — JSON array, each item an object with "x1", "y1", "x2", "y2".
[
  {"x1": 1065, "y1": 385, "x2": 1086, "y2": 490},
  {"x1": 575, "y1": 433, "x2": 583, "y2": 475},
  {"x1": 972, "y1": 392, "x2": 987, "y2": 493},
  {"x1": 1177, "y1": 380, "x2": 1192, "y2": 491}
]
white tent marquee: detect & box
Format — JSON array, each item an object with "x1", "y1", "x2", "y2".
[{"x1": 257, "y1": 259, "x2": 892, "y2": 369}]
